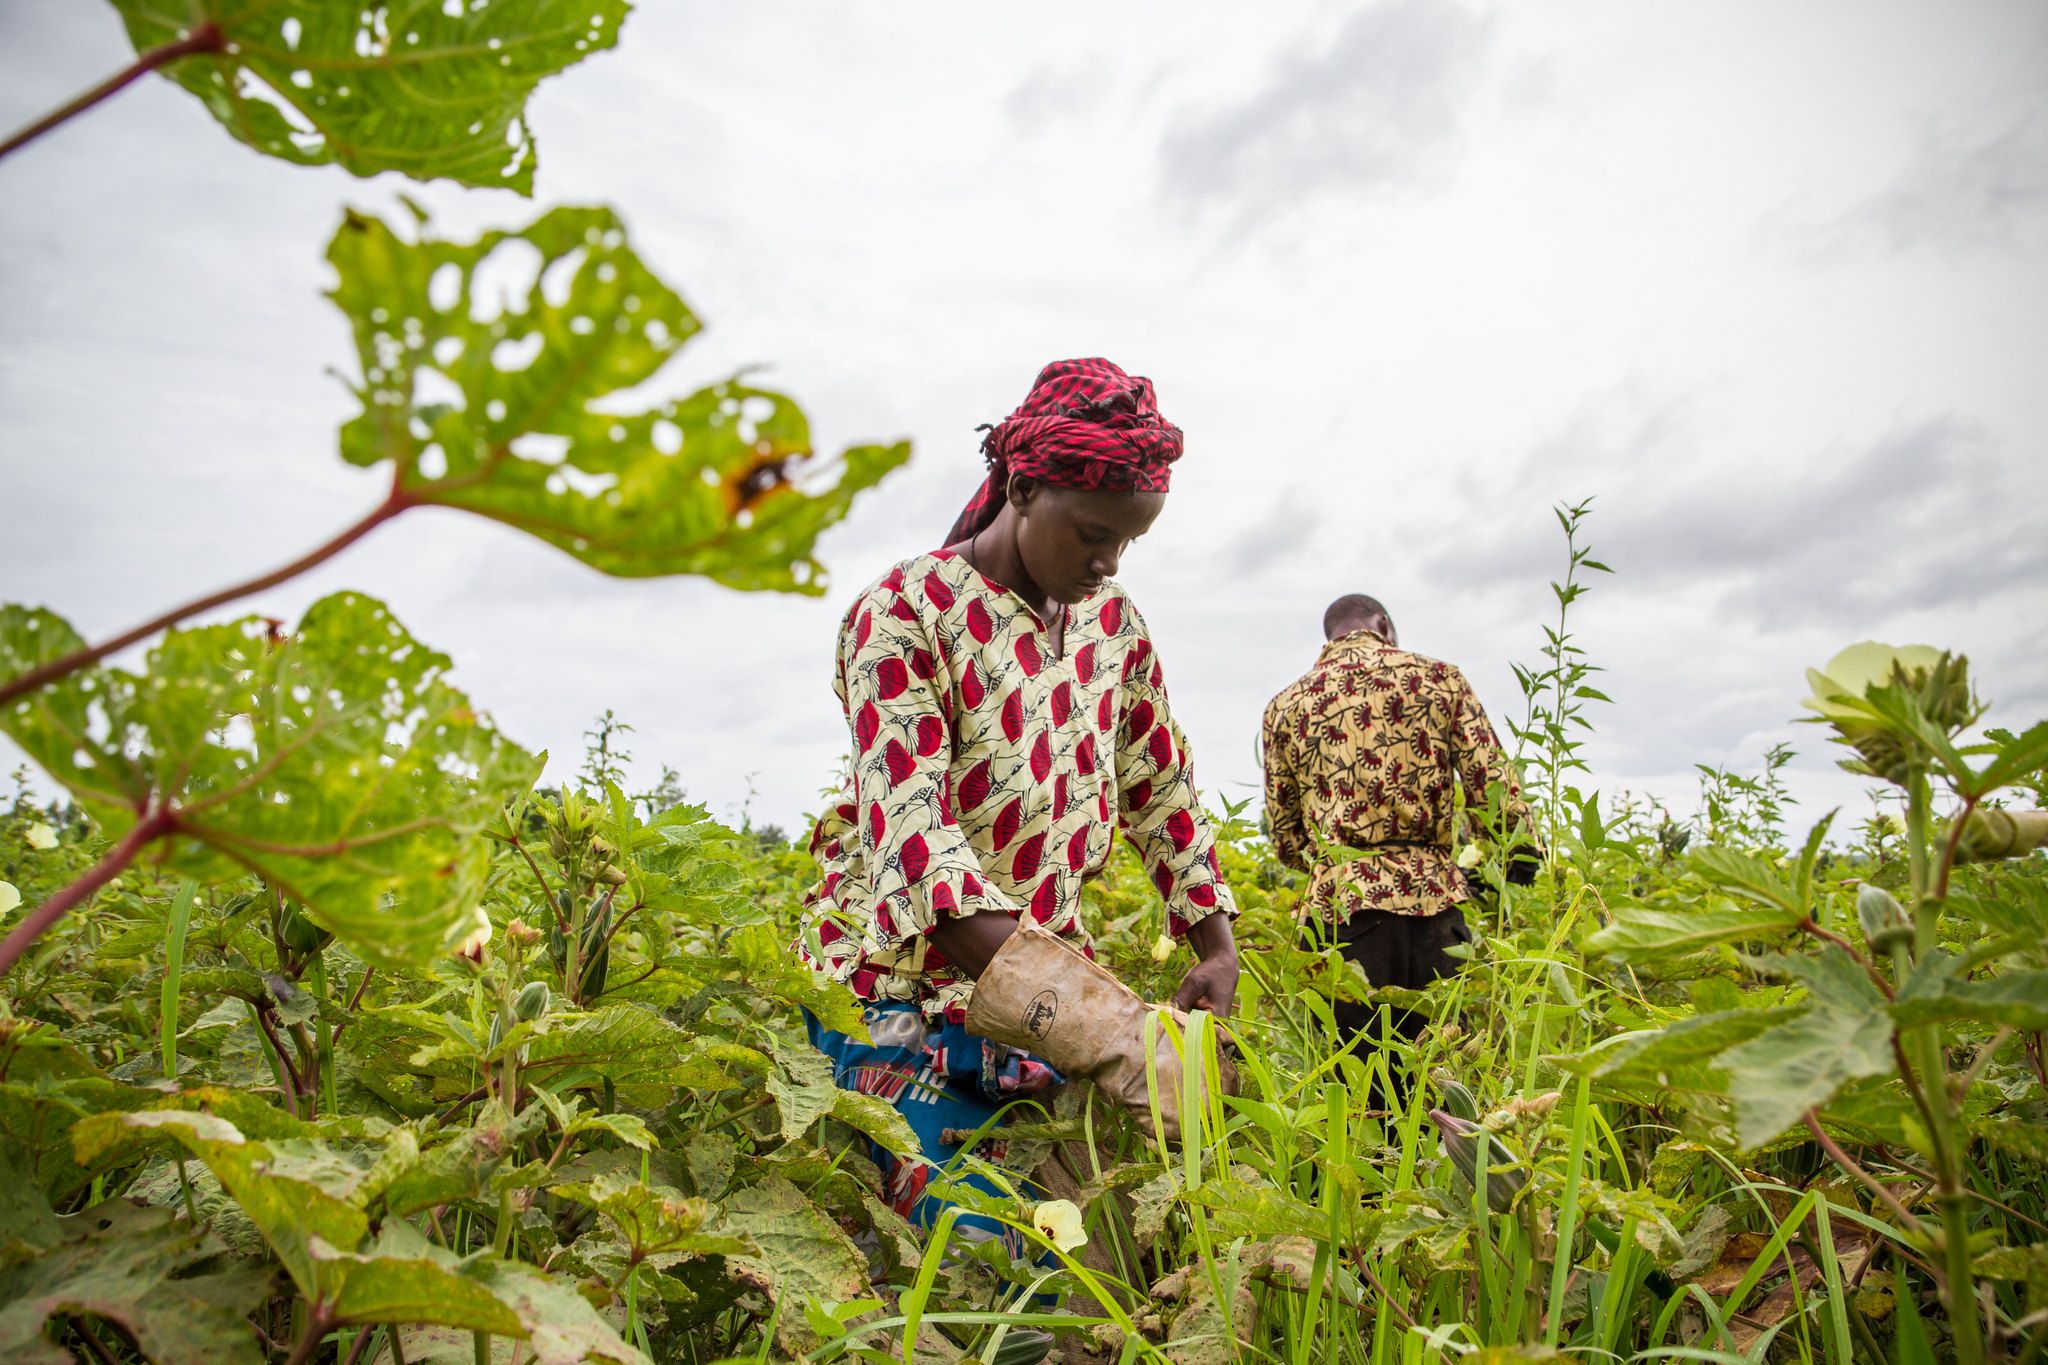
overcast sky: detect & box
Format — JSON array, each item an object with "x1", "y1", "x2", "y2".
[{"x1": 3, "y1": 0, "x2": 2044, "y2": 840}]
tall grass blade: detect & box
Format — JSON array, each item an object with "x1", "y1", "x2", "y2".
[
  {"x1": 159, "y1": 879, "x2": 196, "y2": 1079},
  {"x1": 1545, "y1": 1074, "x2": 1593, "y2": 1345}
]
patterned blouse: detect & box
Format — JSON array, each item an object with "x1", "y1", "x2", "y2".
[
  {"x1": 1261, "y1": 630, "x2": 1532, "y2": 924},
  {"x1": 798, "y1": 551, "x2": 1235, "y2": 1021}
]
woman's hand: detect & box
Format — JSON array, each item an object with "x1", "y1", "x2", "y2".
[{"x1": 1169, "y1": 912, "x2": 1239, "y2": 1019}]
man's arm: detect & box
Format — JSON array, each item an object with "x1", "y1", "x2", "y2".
[
  {"x1": 1260, "y1": 695, "x2": 1312, "y2": 874},
  {"x1": 1447, "y1": 668, "x2": 1543, "y2": 884}
]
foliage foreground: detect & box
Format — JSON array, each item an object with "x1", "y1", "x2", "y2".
[
  {"x1": 4, "y1": 3, "x2": 2047, "y2": 1363},
  {"x1": 3, "y1": 583, "x2": 2047, "y2": 1365}
]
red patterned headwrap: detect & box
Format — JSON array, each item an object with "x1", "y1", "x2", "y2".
[{"x1": 944, "y1": 358, "x2": 1183, "y2": 545}]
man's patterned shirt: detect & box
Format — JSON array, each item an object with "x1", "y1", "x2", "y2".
[
  {"x1": 799, "y1": 551, "x2": 1235, "y2": 1021},
  {"x1": 1261, "y1": 630, "x2": 1532, "y2": 923}
]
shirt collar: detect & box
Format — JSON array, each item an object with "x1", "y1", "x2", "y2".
[{"x1": 1315, "y1": 628, "x2": 1392, "y2": 669}]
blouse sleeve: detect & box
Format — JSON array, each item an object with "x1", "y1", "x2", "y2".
[
  {"x1": 843, "y1": 585, "x2": 1019, "y2": 943},
  {"x1": 1112, "y1": 630, "x2": 1237, "y2": 937}
]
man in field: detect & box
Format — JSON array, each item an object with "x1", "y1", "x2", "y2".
[{"x1": 1261, "y1": 594, "x2": 1539, "y2": 1087}]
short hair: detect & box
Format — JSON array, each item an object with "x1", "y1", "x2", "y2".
[{"x1": 1323, "y1": 593, "x2": 1392, "y2": 640}]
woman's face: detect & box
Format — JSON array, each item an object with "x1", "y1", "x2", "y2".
[{"x1": 1010, "y1": 476, "x2": 1167, "y2": 606}]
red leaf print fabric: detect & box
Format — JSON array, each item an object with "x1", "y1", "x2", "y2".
[
  {"x1": 1012, "y1": 832, "x2": 1045, "y2": 881},
  {"x1": 992, "y1": 798, "x2": 1023, "y2": 851},
  {"x1": 958, "y1": 759, "x2": 994, "y2": 811},
  {"x1": 796, "y1": 550, "x2": 1234, "y2": 1024},
  {"x1": 884, "y1": 740, "x2": 915, "y2": 788},
  {"x1": 1259, "y1": 627, "x2": 1539, "y2": 927},
  {"x1": 900, "y1": 833, "x2": 929, "y2": 883}
]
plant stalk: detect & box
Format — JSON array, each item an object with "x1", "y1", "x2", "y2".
[
  {"x1": 0, "y1": 485, "x2": 411, "y2": 706},
  {"x1": 0, "y1": 22, "x2": 225, "y2": 161},
  {"x1": 0, "y1": 808, "x2": 175, "y2": 976}
]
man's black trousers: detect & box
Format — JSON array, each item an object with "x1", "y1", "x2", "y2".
[{"x1": 1303, "y1": 905, "x2": 1471, "y2": 1102}]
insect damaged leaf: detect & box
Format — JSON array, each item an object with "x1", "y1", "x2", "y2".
[
  {"x1": 105, "y1": 0, "x2": 628, "y2": 193},
  {"x1": 328, "y1": 206, "x2": 908, "y2": 594},
  {"x1": 0, "y1": 595, "x2": 541, "y2": 967},
  {"x1": 0, "y1": 1200, "x2": 273, "y2": 1365}
]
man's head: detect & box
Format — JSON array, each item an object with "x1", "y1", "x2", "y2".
[{"x1": 1323, "y1": 594, "x2": 1396, "y2": 647}]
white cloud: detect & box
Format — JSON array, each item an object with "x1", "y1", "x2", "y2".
[
  {"x1": 1159, "y1": 0, "x2": 1495, "y2": 219},
  {"x1": 2, "y1": 0, "x2": 2044, "y2": 845}
]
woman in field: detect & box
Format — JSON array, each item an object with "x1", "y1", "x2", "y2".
[{"x1": 796, "y1": 358, "x2": 1239, "y2": 1231}]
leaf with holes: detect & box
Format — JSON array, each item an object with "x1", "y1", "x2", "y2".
[
  {"x1": 105, "y1": 0, "x2": 628, "y2": 192},
  {"x1": 0, "y1": 1200, "x2": 273, "y2": 1365},
  {"x1": 551, "y1": 1173, "x2": 756, "y2": 1265},
  {"x1": 0, "y1": 594, "x2": 540, "y2": 967},
  {"x1": 716, "y1": 1177, "x2": 871, "y2": 1354},
  {"x1": 327, "y1": 205, "x2": 907, "y2": 593}
]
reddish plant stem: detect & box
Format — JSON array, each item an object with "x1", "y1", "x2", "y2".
[
  {"x1": 341, "y1": 1324, "x2": 377, "y2": 1365},
  {"x1": 0, "y1": 486, "x2": 411, "y2": 707},
  {"x1": 252, "y1": 1005, "x2": 305, "y2": 1119},
  {"x1": 0, "y1": 808, "x2": 174, "y2": 976},
  {"x1": 1800, "y1": 918, "x2": 1896, "y2": 998},
  {"x1": 65, "y1": 1317, "x2": 123, "y2": 1365},
  {"x1": 0, "y1": 22, "x2": 225, "y2": 161},
  {"x1": 280, "y1": 1306, "x2": 338, "y2": 1365},
  {"x1": 330, "y1": 968, "x2": 376, "y2": 1046},
  {"x1": 1805, "y1": 1111, "x2": 1923, "y2": 1233}
]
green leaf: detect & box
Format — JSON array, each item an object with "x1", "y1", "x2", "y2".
[
  {"x1": 1973, "y1": 1117, "x2": 2048, "y2": 1165},
  {"x1": 1720, "y1": 949, "x2": 1895, "y2": 1149},
  {"x1": 1584, "y1": 905, "x2": 1801, "y2": 959},
  {"x1": 726, "y1": 924, "x2": 868, "y2": 1035},
  {"x1": 1948, "y1": 882, "x2": 2048, "y2": 957},
  {"x1": 716, "y1": 1177, "x2": 871, "y2": 1354},
  {"x1": 0, "y1": 1145, "x2": 58, "y2": 1253},
  {"x1": 0, "y1": 595, "x2": 541, "y2": 967},
  {"x1": 1556, "y1": 1008, "x2": 1803, "y2": 1088},
  {"x1": 1687, "y1": 846, "x2": 1801, "y2": 914},
  {"x1": 70, "y1": 1110, "x2": 365, "y2": 1301},
  {"x1": 1891, "y1": 955, "x2": 2048, "y2": 1031},
  {"x1": 828, "y1": 1089, "x2": 920, "y2": 1158},
  {"x1": 518, "y1": 1004, "x2": 770, "y2": 1102},
  {"x1": 0, "y1": 1031, "x2": 160, "y2": 1204},
  {"x1": 379, "y1": 1102, "x2": 548, "y2": 1217},
  {"x1": 327, "y1": 206, "x2": 909, "y2": 593},
  {"x1": 762, "y1": 1031, "x2": 838, "y2": 1143},
  {"x1": 0, "y1": 1200, "x2": 273, "y2": 1365},
  {"x1": 551, "y1": 1173, "x2": 757, "y2": 1263},
  {"x1": 105, "y1": 0, "x2": 627, "y2": 192},
  {"x1": 316, "y1": 1219, "x2": 651, "y2": 1365},
  {"x1": 1971, "y1": 720, "x2": 2048, "y2": 796}
]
